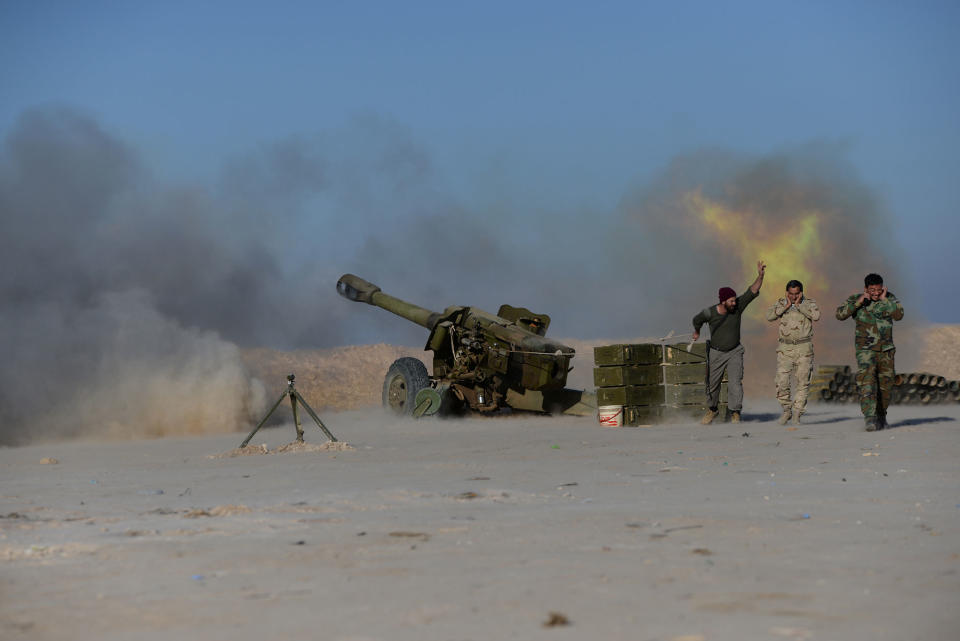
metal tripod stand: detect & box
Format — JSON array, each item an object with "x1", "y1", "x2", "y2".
[{"x1": 239, "y1": 374, "x2": 337, "y2": 448}]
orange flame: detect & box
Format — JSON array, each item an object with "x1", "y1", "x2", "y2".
[{"x1": 682, "y1": 190, "x2": 826, "y2": 312}]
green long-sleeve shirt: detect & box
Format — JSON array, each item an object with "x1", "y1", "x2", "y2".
[
  {"x1": 692, "y1": 287, "x2": 759, "y2": 352},
  {"x1": 835, "y1": 293, "x2": 904, "y2": 351}
]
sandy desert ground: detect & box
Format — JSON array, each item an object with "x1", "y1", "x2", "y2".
[{"x1": 2, "y1": 398, "x2": 958, "y2": 641}]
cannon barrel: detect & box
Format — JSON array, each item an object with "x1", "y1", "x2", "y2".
[{"x1": 337, "y1": 274, "x2": 442, "y2": 330}]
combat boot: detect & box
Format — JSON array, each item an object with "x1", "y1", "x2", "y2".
[
  {"x1": 729, "y1": 411, "x2": 741, "y2": 424},
  {"x1": 864, "y1": 417, "x2": 878, "y2": 432},
  {"x1": 791, "y1": 410, "x2": 802, "y2": 426},
  {"x1": 701, "y1": 408, "x2": 718, "y2": 425},
  {"x1": 777, "y1": 408, "x2": 791, "y2": 425},
  {"x1": 876, "y1": 414, "x2": 887, "y2": 431}
]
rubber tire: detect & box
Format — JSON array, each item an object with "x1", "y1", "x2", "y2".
[{"x1": 382, "y1": 357, "x2": 430, "y2": 416}]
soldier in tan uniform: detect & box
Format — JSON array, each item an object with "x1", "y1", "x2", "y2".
[{"x1": 766, "y1": 279, "x2": 820, "y2": 425}]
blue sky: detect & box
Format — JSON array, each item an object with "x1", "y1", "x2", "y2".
[{"x1": 2, "y1": 0, "x2": 959, "y2": 330}]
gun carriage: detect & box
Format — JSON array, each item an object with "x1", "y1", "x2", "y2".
[{"x1": 336, "y1": 274, "x2": 594, "y2": 417}]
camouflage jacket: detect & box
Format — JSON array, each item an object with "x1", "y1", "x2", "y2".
[
  {"x1": 835, "y1": 293, "x2": 904, "y2": 351},
  {"x1": 766, "y1": 297, "x2": 820, "y2": 350}
]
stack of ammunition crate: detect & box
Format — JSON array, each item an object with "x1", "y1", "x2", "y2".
[
  {"x1": 812, "y1": 364, "x2": 960, "y2": 405},
  {"x1": 593, "y1": 343, "x2": 727, "y2": 426}
]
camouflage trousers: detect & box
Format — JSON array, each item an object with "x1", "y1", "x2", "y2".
[
  {"x1": 775, "y1": 345, "x2": 814, "y2": 414},
  {"x1": 855, "y1": 348, "x2": 896, "y2": 418}
]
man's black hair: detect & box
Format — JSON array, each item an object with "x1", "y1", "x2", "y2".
[
  {"x1": 864, "y1": 273, "x2": 884, "y2": 287},
  {"x1": 786, "y1": 279, "x2": 803, "y2": 292}
]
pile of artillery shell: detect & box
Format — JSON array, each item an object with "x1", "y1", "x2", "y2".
[
  {"x1": 810, "y1": 365, "x2": 855, "y2": 403},
  {"x1": 593, "y1": 343, "x2": 728, "y2": 426},
  {"x1": 811, "y1": 365, "x2": 960, "y2": 405},
  {"x1": 890, "y1": 372, "x2": 960, "y2": 405}
]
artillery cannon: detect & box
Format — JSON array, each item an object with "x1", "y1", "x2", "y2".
[{"x1": 336, "y1": 274, "x2": 595, "y2": 417}]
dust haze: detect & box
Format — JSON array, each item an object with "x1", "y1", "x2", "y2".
[{"x1": 0, "y1": 107, "x2": 910, "y2": 444}]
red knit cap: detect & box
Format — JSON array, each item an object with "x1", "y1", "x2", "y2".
[{"x1": 718, "y1": 287, "x2": 736, "y2": 302}]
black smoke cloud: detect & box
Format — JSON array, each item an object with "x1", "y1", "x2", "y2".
[{"x1": 0, "y1": 107, "x2": 905, "y2": 443}]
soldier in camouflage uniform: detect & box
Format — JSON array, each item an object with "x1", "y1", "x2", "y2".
[
  {"x1": 835, "y1": 273, "x2": 904, "y2": 431},
  {"x1": 766, "y1": 280, "x2": 820, "y2": 425}
]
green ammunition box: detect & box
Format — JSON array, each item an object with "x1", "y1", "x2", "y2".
[
  {"x1": 593, "y1": 342, "x2": 710, "y2": 366},
  {"x1": 597, "y1": 384, "x2": 725, "y2": 407},
  {"x1": 593, "y1": 344, "x2": 663, "y2": 366},
  {"x1": 622, "y1": 405, "x2": 666, "y2": 425},
  {"x1": 623, "y1": 402, "x2": 727, "y2": 426},
  {"x1": 593, "y1": 342, "x2": 732, "y2": 426},
  {"x1": 597, "y1": 385, "x2": 665, "y2": 406},
  {"x1": 662, "y1": 343, "x2": 707, "y2": 364},
  {"x1": 664, "y1": 382, "x2": 727, "y2": 405},
  {"x1": 593, "y1": 365, "x2": 662, "y2": 387},
  {"x1": 594, "y1": 363, "x2": 726, "y2": 388},
  {"x1": 664, "y1": 384, "x2": 705, "y2": 405},
  {"x1": 664, "y1": 363, "x2": 707, "y2": 384}
]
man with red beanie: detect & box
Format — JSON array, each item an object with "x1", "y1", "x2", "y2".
[{"x1": 692, "y1": 260, "x2": 766, "y2": 424}]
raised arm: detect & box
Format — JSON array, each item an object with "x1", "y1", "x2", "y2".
[{"x1": 750, "y1": 260, "x2": 766, "y2": 294}]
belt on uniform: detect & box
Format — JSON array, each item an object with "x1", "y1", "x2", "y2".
[
  {"x1": 778, "y1": 336, "x2": 812, "y2": 345},
  {"x1": 709, "y1": 343, "x2": 741, "y2": 353}
]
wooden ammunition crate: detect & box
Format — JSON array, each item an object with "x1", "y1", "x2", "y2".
[
  {"x1": 594, "y1": 364, "x2": 662, "y2": 387},
  {"x1": 593, "y1": 343, "x2": 663, "y2": 366},
  {"x1": 593, "y1": 342, "x2": 707, "y2": 366},
  {"x1": 597, "y1": 382, "x2": 727, "y2": 407},
  {"x1": 662, "y1": 343, "x2": 708, "y2": 364},
  {"x1": 593, "y1": 342, "x2": 729, "y2": 426},
  {"x1": 624, "y1": 403, "x2": 728, "y2": 426},
  {"x1": 593, "y1": 363, "x2": 727, "y2": 387}
]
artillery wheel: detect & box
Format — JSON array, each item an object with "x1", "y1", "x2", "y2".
[{"x1": 382, "y1": 357, "x2": 430, "y2": 416}]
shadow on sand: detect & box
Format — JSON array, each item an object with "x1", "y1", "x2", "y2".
[
  {"x1": 797, "y1": 415, "x2": 853, "y2": 425},
  {"x1": 741, "y1": 412, "x2": 782, "y2": 422},
  {"x1": 885, "y1": 416, "x2": 956, "y2": 429},
  {"x1": 741, "y1": 411, "x2": 852, "y2": 425}
]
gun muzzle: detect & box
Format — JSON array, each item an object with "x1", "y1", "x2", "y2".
[{"x1": 337, "y1": 274, "x2": 381, "y2": 304}]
